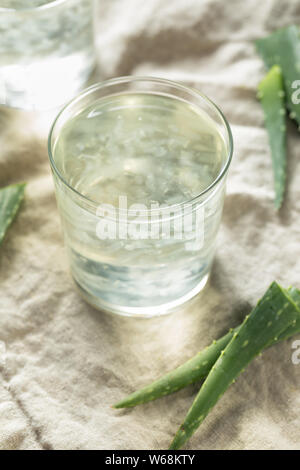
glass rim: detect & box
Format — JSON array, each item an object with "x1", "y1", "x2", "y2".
[
  {"x1": 48, "y1": 75, "x2": 234, "y2": 213},
  {"x1": 0, "y1": 0, "x2": 68, "y2": 13}
]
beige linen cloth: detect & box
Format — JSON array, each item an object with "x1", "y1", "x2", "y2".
[{"x1": 0, "y1": 0, "x2": 300, "y2": 450}]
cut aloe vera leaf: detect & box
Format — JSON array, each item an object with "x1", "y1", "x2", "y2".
[
  {"x1": 258, "y1": 65, "x2": 287, "y2": 209},
  {"x1": 113, "y1": 329, "x2": 235, "y2": 409},
  {"x1": 0, "y1": 183, "x2": 26, "y2": 246},
  {"x1": 278, "y1": 287, "x2": 300, "y2": 341},
  {"x1": 114, "y1": 286, "x2": 300, "y2": 409},
  {"x1": 170, "y1": 282, "x2": 300, "y2": 449},
  {"x1": 287, "y1": 286, "x2": 300, "y2": 307},
  {"x1": 255, "y1": 25, "x2": 300, "y2": 128}
]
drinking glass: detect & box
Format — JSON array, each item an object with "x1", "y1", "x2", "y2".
[
  {"x1": 48, "y1": 77, "x2": 233, "y2": 317},
  {"x1": 0, "y1": 0, "x2": 95, "y2": 110}
]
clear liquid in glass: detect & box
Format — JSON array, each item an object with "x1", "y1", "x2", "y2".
[{"x1": 53, "y1": 92, "x2": 228, "y2": 316}]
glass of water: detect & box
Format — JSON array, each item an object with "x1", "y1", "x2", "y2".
[
  {"x1": 48, "y1": 77, "x2": 233, "y2": 317},
  {"x1": 0, "y1": 0, "x2": 95, "y2": 110}
]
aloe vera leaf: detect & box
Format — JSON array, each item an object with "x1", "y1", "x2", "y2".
[
  {"x1": 278, "y1": 287, "x2": 300, "y2": 340},
  {"x1": 255, "y1": 25, "x2": 300, "y2": 128},
  {"x1": 0, "y1": 183, "x2": 26, "y2": 246},
  {"x1": 113, "y1": 329, "x2": 236, "y2": 409},
  {"x1": 258, "y1": 65, "x2": 287, "y2": 209},
  {"x1": 169, "y1": 282, "x2": 300, "y2": 449},
  {"x1": 287, "y1": 286, "x2": 300, "y2": 307},
  {"x1": 114, "y1": 287, "x2": 300, "y2": 409}
]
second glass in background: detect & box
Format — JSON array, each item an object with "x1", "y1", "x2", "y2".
[{"x1": 0, "y1": 0, "x2": 96, "y2": 110}]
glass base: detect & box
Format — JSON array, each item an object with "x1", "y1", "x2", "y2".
[
  {"x1": 73, "y1": 273, "x2": 209, "y2": 318},
  {"x1": 1, "y1": 55, "x2": 95, "y2": 111}
]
